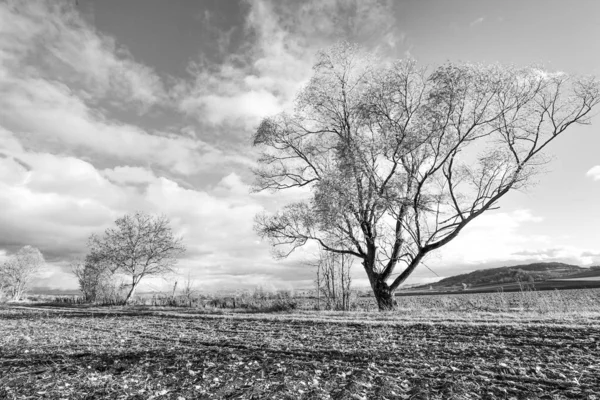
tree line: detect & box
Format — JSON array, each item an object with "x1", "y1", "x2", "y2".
[{"x1": 0, "y1": 212, "x2": 185, "y2": 304}]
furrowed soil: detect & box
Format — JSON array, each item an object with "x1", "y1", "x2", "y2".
[{"x1": 1, "y1": 307, "x2": 599, "y2": 399}]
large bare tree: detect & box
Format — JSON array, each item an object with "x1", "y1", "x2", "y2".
[
  {"x1": 0, "y1": 245, "x2": 45, "y2": 301},
  {"x1": 89, "y1": 212, "x2": 186, "y2": 304},
  {"x1": 253, "y1": 43, "x2": 600, "y2": 311}
]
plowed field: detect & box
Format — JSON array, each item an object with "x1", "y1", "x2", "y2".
[{"x1": 1, "y1": 307, "x2": 599, "y2": 399}]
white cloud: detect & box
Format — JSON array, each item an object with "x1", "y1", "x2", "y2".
[
  {"x1": 179, "y1": 0, "x2": 403, "y2": 127},
  {"x1": 215, "y1": 172, "x2": 250, "y2": 196},
  {"x1": 0, "y1": 0, "x2": 233, "y2": 176},
  {"x1": 0, "y1": 0, "x2": 166, "y2": 110},
  {"x1": 431, "y1": 209, "x2": 599, "y2": 269},
  {"x1": 102, "y1": 166, "x2": 158, "y2": 185},
  {"x1": 0, "y1": 139, "x2": 307, "y2": 291},
  {"x1": 469, "y1": 17, "x2": 485, "y2": 27},
  {"x1": 512, "y1": 247, "x2": 600, "y2": 266},
  {"x1": 435, "y1": 209, "x2": 547, "y2": 266},
  {"x1": 180, "y1": 89, "x2": 281, "y2": 126},
  {"x1": 0, "y1": 76, "x2": 219, "y2": 175},
  {"x1": 0, "y1": 0, "x2": 323, "y2": 293},
  {"x1": 586, "y1": 165, "x2": 600, "y2": 181}
]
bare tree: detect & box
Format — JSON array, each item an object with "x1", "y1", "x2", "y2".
[
  {"x1": 253, "y1": 42, "x2": 600, "y2": 310},
  {"x1": 316, "y1": 250, "x2": 353, "y2": 310},
  {"x1": 70, "y1": 253, "x2": 116, "y2": 303},
  {"x1": 0, "y1": 245, "x2": 45, "y2": 301},
  {"x1": 180, "y1": 272, "x2": 196, "y2": 305},
  {"x1": 89, "y1": 212, "x2": 186, "y2": 304}
]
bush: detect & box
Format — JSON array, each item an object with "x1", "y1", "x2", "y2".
[{"x1": 266, "y1": 299, "x2": 298, "y2": 312}]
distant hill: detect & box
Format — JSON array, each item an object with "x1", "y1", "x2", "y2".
[{"x1": 420, "y1": 262, "x2": 586, "y2": 290}]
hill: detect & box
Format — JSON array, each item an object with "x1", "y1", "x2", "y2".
[
  {"x1": 419, "y1": 262, "x2": 586, "y2": 290},
  {"x1": 550, "y1": 266, "x2": 600, "y2": 280}
]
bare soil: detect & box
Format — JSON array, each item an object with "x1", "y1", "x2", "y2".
[{"x1": 1, "y1": 306, "x2": 599, "y2": 399}]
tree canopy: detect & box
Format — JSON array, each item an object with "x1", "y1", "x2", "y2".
[{"x1": 253, "y1": 43, "x2": 600, "y2": 310}]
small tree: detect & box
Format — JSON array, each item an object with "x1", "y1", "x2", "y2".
[
  {"x1": 253, "y1": 42, "x2": 600, "y2": 311},
  {"x1": 70, "y1": 253, "x2": 115, "y2": 303},
  {"x1": 316, "y1": 250, "x2": 354, "y2": 310},
  {"x1": 0, "y1": 245, "x2": 45, "y2": 301},
  {"x1": 89, "y1": 212, "x2": 186, "y2": 304},
  {"x1": 180, "y1": 272, "x2": 196, "y2": 305}
]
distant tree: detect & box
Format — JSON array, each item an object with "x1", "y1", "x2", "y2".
[
  {"x1": 89, "y1": 212, "x2": 186, "y2": 304},
  {"x1": 253, "y1": 42, "x2": 600, "y2": 310},
  {"x1": 0, "y1": 245, "x2": 45, "y2": 301},
  {"x1": 316, "y1": 250, "x2": 354, "y2": 310},
  {"x1": 180, "y1": 272, "x2": 196, "y2": 305},
  {"x1": 70, "y1": 253, "x2": 116, "y2": 303},
  {"x1": 0, "y1": 276, "x2": 6, "y2": 301}
]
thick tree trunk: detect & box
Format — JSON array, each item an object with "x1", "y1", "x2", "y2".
[
  {"x1": 373, "y1": 280, "x2": 396, "y2": 311},
  {"x1": 363, "y1": 259, "x2": 397, "y2": 311}
]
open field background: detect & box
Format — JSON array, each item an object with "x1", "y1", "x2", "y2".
[
  {"x1": 28, "y1": 286, "x2": 600, "y2": 315},
  {"x1": 2, "y1": 292, "x2": 600, "y2": 399}
]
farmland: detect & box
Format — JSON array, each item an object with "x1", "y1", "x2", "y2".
[{"x1": 2, "y1": 291, "x2": 600, "y2": 400}]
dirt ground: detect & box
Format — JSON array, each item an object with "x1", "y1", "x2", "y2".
[{"x1": 1, "y1": 306, "x2": 599, "y2": 399}]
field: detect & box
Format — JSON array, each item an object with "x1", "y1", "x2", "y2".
[
  {"x1": 33, "y1": 283, "x2": 600, "y2": 315},
  {"x1": 2, "y1": 290, "x2": 600, "y2": 400},
  {"x1": 401, "y1": 279, "x2": 600, "y2": 298}
]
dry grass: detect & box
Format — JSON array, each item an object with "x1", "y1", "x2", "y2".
[{"x1": 24, "y1": 286, "x2": 600, "y2": 315}]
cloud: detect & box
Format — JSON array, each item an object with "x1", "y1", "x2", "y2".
[
  {"x1": 0, "y1": 82, "x2": 205, "y2": 174},
  {"x1": 469, "y1": 17, "x2": 485, "y2": 27},
  {"x1": 180, "y1": 88, "x2": 281, "y2": 126},
  {"x1": 511, "y1": 247, "x2": 600, "y2": 265},
  {"x1": 429, "y1": 209, "x2": 600, "y2": 272},
  {"x1": 0, "y1": 62, "x2": 255, "y2": 177},
  {"x1": 0, "y1": 0, "x2": 336, "y2": 293},
  {"x1": 0, "y1": 136, "x2": 313, "y2": 292},
  {"x1": 179, "y1": 0, "x2": 404, "y2": 127},
  {"x1": 0, "y1": 0, "x2": 166, "y2": 110},
  {"x1": 582, "y1": 251, "x2": 600, "y2": 257},
  {"x1": 512, "y1": 248, "x2": 562, "y2": 257},
  {"x1": 0, "y1": 0, "x2": 233, "y2": 176},
  {"x1": 0, "y1": 157, "x2": 119, "y2": 262},
  {"x1": 102, "y1": 166, "x2": 158, "y2": 185},
  {"x1": 586, "y1": 166, "x2": 600, "y2": 180},
  {"x1": 434, "y1": 209, "x2": 547, "y2": 266}
]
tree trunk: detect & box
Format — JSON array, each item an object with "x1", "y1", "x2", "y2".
[
  {"x1": 364, "y1": 259, "x2": 396, "y2": 311},
  {"x1": 11, "y1": 284, "x2": 24, "y2": 301},
  {"x1": 373, "y1": 280, "x2": 396, "y2": 311},
  {"x1": 124, "y1": 280, "x2": 138, "y2": 305}
]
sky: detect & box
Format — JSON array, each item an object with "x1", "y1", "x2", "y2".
[{"x1": 0, "y1": 0, "x2": 599, "y2": 294}]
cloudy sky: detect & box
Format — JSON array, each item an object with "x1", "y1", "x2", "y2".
[{"x1": 1, "y1": 0, "x2": 599, "y2": 293}]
